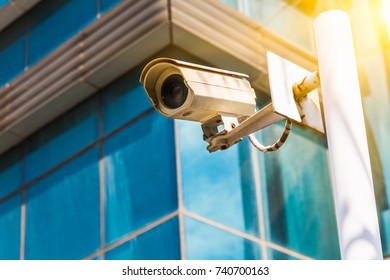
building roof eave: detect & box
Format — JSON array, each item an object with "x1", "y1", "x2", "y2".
[{"x1": 0, "y1": 0, "x2": 42, "y2": 32}]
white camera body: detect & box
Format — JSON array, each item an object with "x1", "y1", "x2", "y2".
[
  {"x1": 140, "y1": 56, "x2": 323, "y2": 153},
  {"x1": 140, "y1": 58, "x2": 256, "y2": 124}
]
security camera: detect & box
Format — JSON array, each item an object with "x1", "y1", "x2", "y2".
[
  {"x1": 140, "y1": 56, "x2": 323, "y2": 153},
  {"x1": 140, "y1": 58, "x2": 257, "y2": 139}
]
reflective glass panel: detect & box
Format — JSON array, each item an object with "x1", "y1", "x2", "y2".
[
  {"x1": 105, "y1": 217, "x2": 180, "y2": 260},
  {"x1": 26, "y1": 97, "x2": 99, "y2": 182},
  {"x1": 178, "y1": 120, "x2": 259, "y2": 237},
  {"x1": 0, "y1": 0, "x2": 9, "y2": 8},
  {"x1": 220, "y1": 0, "x2": 239, "y2": 9},
  {"x1": 258, "y1": 124, "x2": 340, "y2": 259},
  {"x1": 28, "y1": 0, "x2": 97, "y2": 65},
  {"x1": 0, "y1": 147, "x2": 23, "y2": 200},
  {"x1": 100, "y1": 0, "x2": 122, "y2": 14},
  {"x1": 104, "y1": 111, "x2": 177, "y2": 244},
  {"x1": 267, "y1": 248, "x2": 299, "y2": 260},
  {"x1": 0, "y1": 194, "x2": 21, "y2": 260},
  {"x1": 184, "y1": 216, "x2": 261, "y2": 260},
  {"x1": 0, "y1": 18, "x2": 25, "y2": 86},
  {"x1": 25, "y1": 148, "x2": 100, "y2": 260},
  {"x1": 102, "y1": 69, "x2": 151, "y2": 135},
  {"x1": 222, "y1": 0, "x2": 314, "y2": 52}
]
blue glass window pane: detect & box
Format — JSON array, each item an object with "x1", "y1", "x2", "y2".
[
  {"x1": 0, "y1": 147, "x2": 23, "y2": 200},
  {"x1": 26, "y1": 97, "x2": 99, "y2": 182},
  {"x1": 100, "y1": 0, "x2": 122, "y2": 14},
  {"x1": 0, "y1": 17, "x2": 25, "y2": 86},
  {"x1": 381, "y1": 211, "x2": 390, "y2": 255},
  {"x1": 185, "y1": 216, "x2": 261, "y2": 260},
  {"x1": 106, "y1": 217, "x2": 180, "y2": 260},
  {"x1": 220, "y1": 0, "x2": 238, "y2": 9},
  {"x1": 178, "y1": 120, "x2": 259, "y2": 236},
  {"x1": 0, "y1": 0, "x2": 9, "y2": 9},
  {"x1": 104, "y1": 111, "x2": 177, "y2": 244},
  {"x1": 267, "y1": 248, "x2": 299, "y2": 260},
  {"x1": 25, "y1": 148, "x2": 100, "y2": 260},
  {"x1": 28, "y1": 0, "x2": 97, "y2": 66},
  {"x1": 258, "y1": 124, "x2": 340, "y2": 259},
  {"x1": 102, "y1": 69, "x2": 151, "y2": 135},
  {"x1": 0, "y1": 194, "x2": 21, "y2": 260}
]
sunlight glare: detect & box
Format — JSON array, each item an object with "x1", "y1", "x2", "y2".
[{"x1": 384, "y1": 0, "x2": 390, "y2": 40}]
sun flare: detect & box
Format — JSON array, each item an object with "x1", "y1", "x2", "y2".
[{"x1": 384, "y1": 0, "x2": 390, "y2": 39}]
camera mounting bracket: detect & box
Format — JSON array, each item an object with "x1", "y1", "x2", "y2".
[{"x1": 204, "y1": 51, "x2": 324, "y2": 153}]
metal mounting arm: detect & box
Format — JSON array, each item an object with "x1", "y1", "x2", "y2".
[
  {"x1": 203, "y1": 65, "x2": 322, "y2": 153},
  {"x1": 204, "y1": 104, "x2": 285, "y2": 152}
]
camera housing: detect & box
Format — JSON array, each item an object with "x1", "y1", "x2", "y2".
[
  {"x1": 140, "y1": 56, "x2": 323, "y2": 153},
  {"x1": 140, "y1": 58, "x2": 256, "y2": 125}
]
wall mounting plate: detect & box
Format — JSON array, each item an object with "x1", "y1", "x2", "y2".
[{"x1": 267, "y1": 51, "x2": 325, "y2": 134}]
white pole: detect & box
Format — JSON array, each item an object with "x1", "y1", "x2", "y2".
[{"x1": 314, "y1": 10, "x2": 383, "y2": 260}]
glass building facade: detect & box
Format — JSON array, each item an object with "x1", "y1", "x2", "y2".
[{"x1": 0, "y1": 0, "x2": 389, "y2": 260}]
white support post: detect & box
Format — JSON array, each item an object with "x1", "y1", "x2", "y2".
[{"x1": 314, "y1": 10, "x2": 383, "y2": 259}]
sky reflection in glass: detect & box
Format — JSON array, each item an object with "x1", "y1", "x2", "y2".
[
  {"x1": 184, "y1": 216, "x2": 261, "y2": 260},
  {"x1": 178, "y1": 120, "x2": 259, "y2": 237}
]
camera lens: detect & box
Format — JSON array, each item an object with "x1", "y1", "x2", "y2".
[{"x1": 161, "y1": 74, "x2": 188, "y2": 109}]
